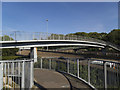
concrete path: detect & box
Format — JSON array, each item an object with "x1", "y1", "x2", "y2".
[
  {"x1": 34, "y1": 69, "x2": 92, "y2": 89},
  {"x1": 34, "y1": 68, "x2": 70, "y2": 89}
]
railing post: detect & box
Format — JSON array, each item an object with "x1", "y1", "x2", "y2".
[
  {"x1": 22, "y1": 61, "x2": 25, "y2": 88},
  {"x1": 15, "y1": 31, "x2": 16, "y2": 41},
  {"x1": 30, "y1": 61, "x2": 34, "y2": 88},
  {"x1": 104, "y1": 61, "x2": 107, "y2": 89},
  {"x1": 58, "y1": 61, "x2": 60, "y2": 71},
  {"x1": 33, "y1": 33, "x2": 34, "y2": 40},
  {"x1": 39, "y1": 32, "x2": 41, "y2": 40},
  {"x1": 41, "y1": 58, "x2": 42, "y2": 69},
  {"x1": 0, "y1": 63, "x2": 3, "y2": 90},
  {"x1": 53, "y1": 34, "x2": 54, "y2": 40},
  {"x1": 88, "y1": 59, "x2": 90, "y2": 84},
  {"x1": 49, "y1": 59, "x2": 51, "y2": 70},
  {"x1": 12, "y1": 62, "x2": 14, "y2": 89},
  {"x1": 77, "y1": 59, "x2": 79, "y2": 78},
  {"x1": 59, "y1": 35, "x2": 60, "y2": 40},
  {"x1": 67, "y1": 59, "x2": 69, "y2": 73},
  {"x1": 4, "y1": 63, "x2": 6, "y2": 88}
]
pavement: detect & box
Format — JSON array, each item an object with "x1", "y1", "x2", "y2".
[
  {"x1": 34, "y1": 68, "x2": 70, "y2": 89},
  {"x1": 34, "y1": 68, "x2": 92, "y2": 89}
]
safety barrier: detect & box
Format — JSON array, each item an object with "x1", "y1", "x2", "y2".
[
  {"x1": 2, "y1": 31, "x2": 106, "y2": 44},
  {"x1": 34, "y1": 57, "x2": 120, "y2": 89},
  {"x1": 2, "y1": 31, "x2": 120, "y2": 51},
  {"x1": 0, "y1": 59, "x2": 34, "y2": 89}
]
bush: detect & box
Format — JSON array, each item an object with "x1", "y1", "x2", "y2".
[{"x1": 2, "y1": 48, "x2": 19, "y2": 56}]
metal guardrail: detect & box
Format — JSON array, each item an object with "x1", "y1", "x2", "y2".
[
  {"x1": 34, "y1": 57, "x2": 120, "y2": 89},
  {"x1": 0, "y1": 59, "x2": 34, "y2": 89}
]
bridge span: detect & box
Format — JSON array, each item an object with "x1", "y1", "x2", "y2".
[
  {"x1": 1, "y1": 31, "x2": 120, "y2": 62},
  {"x1": 1, "y1": 31, "x2": 120, "y2": 89}
]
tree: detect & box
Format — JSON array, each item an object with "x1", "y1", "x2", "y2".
[
  {"x1": 105, "y1": 29, "x2": 120, "y2": 46},
  {"x1": 2, "y1": 35, "x2": 14, "y2": 41},
  {"x1": 2, "y1": 48, "x2": 19, "y2": 56},
  {"x1": 74, "y1": 32, "x2": 88, "y2": 37},
  {"x1": 2, "y1": 35, "x2": 18, "y2": 56},
  {"x1": 88, "y1": 32, "x2": 100, "y2": 39}
]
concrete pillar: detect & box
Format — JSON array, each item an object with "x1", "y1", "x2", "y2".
[
  {"x1": 30, "y1": 47, "x2": 37, "y2": 62},
  {"x1": 19, "y1": 48, "x2": 21, "y2": 54}
]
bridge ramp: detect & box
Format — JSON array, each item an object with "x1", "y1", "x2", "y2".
[{"x1": 34, "y1": 69, "x2": 92, "y2": 89}]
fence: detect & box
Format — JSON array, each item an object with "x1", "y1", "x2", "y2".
[
  {"x1": 2, "y1": 31, "x2": 120, "y2": 51},
  {"x1": 34, "y1": 57, "x2": 120, "y2": 89},
  {"x1": 2, "y1": 31, "x2": 106, "y2": 44},
  {"x1": 0, "y1": 59, "x2": 34, "y2": 89}
]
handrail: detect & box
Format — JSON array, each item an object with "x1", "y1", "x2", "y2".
[
  {"x1": 0, "y1": 59, "x2": 34, "y2": 89},
  {"x1": 2, "y1": 31, "x2": 120, "y2": 51},
  {"x1": 35, "y1": 57, "x2": 120, "y2": 89},
  {"x1": 0, "y1": 59, "x2": 34, "y2": 62}
]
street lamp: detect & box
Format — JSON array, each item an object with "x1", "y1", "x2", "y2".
[
  {"x1": 46, "y1": 19, "x2": 48, "y2": 51},
  {"x1": 46, "y1": 19, "x2": 48, "y2": 38}
]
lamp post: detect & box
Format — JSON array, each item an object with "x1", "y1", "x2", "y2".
[
  {"x1": 46, "y1": 19, "x2": 48, "y2": 51},
  {"x1": 46, "y1": 19, "x2": 48, "y2": 37}
]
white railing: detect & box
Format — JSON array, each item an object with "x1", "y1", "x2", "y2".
[
  {"x1": 2, "y1": 31, "x2": 106, "y2": 44},
  {"x1": 34, "y1": 57, "x2": 120, "y2": 89},
  {"x1": 0, "y1": 59, "x2": 34, "y2": 89},
  {"x1": 2, "y1": 31, "x2": 120, "y2": 51}
]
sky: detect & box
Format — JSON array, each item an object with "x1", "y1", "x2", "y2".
[{"x1": 2, "y1": 2, "x2": 118, "y2": 34}]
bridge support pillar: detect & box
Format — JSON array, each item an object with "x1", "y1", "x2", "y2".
[{"x1": 30, "y1": 47, "x2": 37, "y2": 62}]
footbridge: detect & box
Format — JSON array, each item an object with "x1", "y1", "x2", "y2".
[
  {"x1": 0, "y1": 31, "x2": 120, "y2": 89},
  {"x1": 1, "y1": 31, "x2": 120, "y2": 50},
  {"x1": 1, "y1": 31, "x2": 120, "y2": 62}
]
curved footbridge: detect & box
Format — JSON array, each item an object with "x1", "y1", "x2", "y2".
[
  {"x1": 0, "y1": 39, "x2": 107, "y2": 63},
  {"x1": 1, "y1": 31, "x2": 120, "y2": 89},
  {"x1": 1, "y1": 39, "x2": 120, "y2": 62}
]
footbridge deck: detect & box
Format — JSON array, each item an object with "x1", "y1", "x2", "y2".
[{"x1": 1, "y1": 31, "x2": 120, "y2": 51}]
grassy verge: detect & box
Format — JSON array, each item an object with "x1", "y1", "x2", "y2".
[{"x1": 2, "y1": 56, "x2": 29, "y2": 60}]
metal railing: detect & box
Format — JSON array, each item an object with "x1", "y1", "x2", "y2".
[
  {"x1": 2, "y1": 31, "x2": 106, "y2": 44},
  {"x1": 0, "y1": 59, "x2": 34, "y2": 89},
  {"x1": 34, "y1": 57, "x2": 120, "y2": 89},
  {"x1": 2, "y1": 30, "x2": 120, "y2": 51}
]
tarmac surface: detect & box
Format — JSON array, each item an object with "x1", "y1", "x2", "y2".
[{"x1": 34, "y1": 68, "x2": 92, "y2": 89}]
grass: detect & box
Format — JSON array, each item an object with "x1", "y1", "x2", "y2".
[{"x1": 2, "y1": 55, "x2": 29, "y2": 60}]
